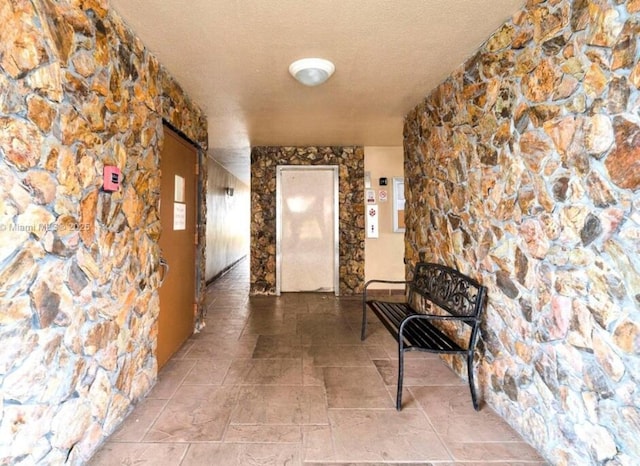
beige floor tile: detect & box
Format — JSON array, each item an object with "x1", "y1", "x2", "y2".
[
  {"x1": 223, "y1": 358, "x2": 303, "y2": 385},
  {"x1": 437, "y1": 463, "x2": 547, "y2": 466},
  {"x1": 225, "y1": 424, "x2": 302, "y2": 443},
  {"x1": 302, "y1": 425, "x2": 336, "y2": 463},
  {"x1": 144, "y1": 385, "x2": 237, "y2": 442},
  {"x1": 386, "y1": 384, "x2": 420, "y2": 410},
  {"x1": 271, "y1": 463, "x2": 437, "y2": 466},
  {"x1": 185, "y1": 335, "x2": 257, "y2": 359},
  {"x1": 329, "y1": 409, "x2": 451, "y2": 462},
  {"x1": 207, "y1": 300, "x2": 250, "y2": 312},
  {"x1": 297, "y1": 315, "x2": 361, "y2": 345},
  {"x1": 147, "y1": 359, "x2": 196, "y2": 399},
  {"x1": 182, "y1": 443, "x2": 301, "y2": 466},
  {"x1": 379, "y1": 338, "x2": 438, "y2": 360},
  {"x1": 242, "y1": 318, "x2": 298, "y2": 336},
  {"x1": 303, "y1": 344, "x2": 374, "y2": 367},
  {"x1": 239, "y1": 443, "x2": 302, "y2": 464},
  {"x1": 231, "y1": 385, "x2": 328, "y2": 425},
  {"x1": 191, "y1": 320, "x2": 246, "y2": 340},
  {"x1": 448, "y1": 441, "x2": 546, "y2": 462},
  {"x1": 305, "y1": 301, "x2": 342, "y2": 314},
  {"x1": 180, "y1": 443, "x2": 240, "y2": 466},
  {"x1": 411, "y1": 386, "x2": 523, "y2": 442},
  {"x1": 373, "y1": 357, "x2": 466, "y2": 386},
  {"x1": 182, "y1": 359, "x2": 232, "y2": 385},
  {"x1": 296, "y1": 314, "x2": 350, "y2": 332},
  {"x1": 323, "y1": 366, "x2": 392, "y2": 408},
  {"x1": 252, "y1": 334, "x2": 303, "y2": 358},
  {"x1": 88, "y1": 442, "x2": 188, "y2": 466},
  {"x1": 109, "y1": 398, "x2": 167, "y2": 442},
  {"x1": 410, "y1": 384, "x2": 479, "y2": 416},
  {"x1": 359, "y1": 321, "x2": 399, "y2": 346},
  {"x1": 300, "y1": 329, "x2": 362, "y2": 346},
  {"x1": 170, "y1": 340, "x2": 195, "y2": 360},
  {"x1": 363, "y1": 344, "x2": 390, "y2": 359},
  {"x1": 303, "y1": 360, "x2": 325, "y2": 386}
]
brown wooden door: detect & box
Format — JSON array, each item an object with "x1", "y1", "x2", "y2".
[{"x1": 157, "y1": 126, "x2": 197, "y2": 368}]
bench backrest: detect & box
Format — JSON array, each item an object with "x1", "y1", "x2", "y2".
[{"x1": 409, "y1": 262, "x2": 486, "y2": 325}]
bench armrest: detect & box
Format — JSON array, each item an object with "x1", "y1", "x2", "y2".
[
  {"x1": 363, "y1": 279, "x2": 409, "y2": 302},
  {"x1": 364, "y1": 279, "x2": 408, "y2": 289},
  {"x1": 409, "y1": 312, "x2": 479, "y2": 322},
  {"x1": 364, "y1": 279, "x2": 408, "y2": 294},
  {"x1": 400, "y1": 313, "x2": 478, "y2": 326}
]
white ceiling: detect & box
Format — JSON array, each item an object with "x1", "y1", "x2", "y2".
[{"x1": 109, "y1": 0, "x2": 524, "y2": 184}]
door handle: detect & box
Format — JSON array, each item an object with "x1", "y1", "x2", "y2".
[{"x1": 159, "y1": 257, "x2": 170, "y2": 286}]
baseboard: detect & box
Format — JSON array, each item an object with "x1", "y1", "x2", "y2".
[{"x1": 205, "y1": 255, "x2": 247, "y2": 286}]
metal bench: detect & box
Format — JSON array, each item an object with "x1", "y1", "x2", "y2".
[{"x1": 361, "y1": 262, "x2": 487, "y2": 411}]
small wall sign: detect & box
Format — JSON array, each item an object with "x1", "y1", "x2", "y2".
[
  {"x1": 367, "y1": 204, "x2": 379, "y2": 238},
  {"x1": 173, "y1": 203, "x2": 186, "y2": 230},
  {"x1": 174, "y1": 175, "x2": 185, "y2": 202},
  {"x1": 366, "y1": 189, "x2": 376, "y2": 204}
]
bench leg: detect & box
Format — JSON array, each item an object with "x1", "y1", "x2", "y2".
[
  {"x1": 396, "y1": 341, "x2": 404, "y2": 411},
  {"x1": 361, "y1": 303, "x2": 367, "y2": 341},
  {"x1": 467, "y1": 351, "x2": 480, "y2": 411}
]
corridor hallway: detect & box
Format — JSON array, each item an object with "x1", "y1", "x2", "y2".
[{"x1": 90, "y1": 258, "x2": 545, "y2": 465}]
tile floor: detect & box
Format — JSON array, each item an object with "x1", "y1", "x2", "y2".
[{"x1": 90, "y1": 258, "x2": 547, "y2": 465}]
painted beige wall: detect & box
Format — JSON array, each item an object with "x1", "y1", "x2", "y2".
[
  {"x1": 364, "y1": 147, "x2": 405, "y2": 288},
  {"x1": 205, "y1": 157, "x2": 250, "y2": 281}
]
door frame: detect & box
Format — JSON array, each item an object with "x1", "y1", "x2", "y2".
[
  {"x1": 163, "y1": 122, "x2": 204, "y2": 316},
  {"x1": 275, "y1": 165, "x2": 340, "y2": 296}
]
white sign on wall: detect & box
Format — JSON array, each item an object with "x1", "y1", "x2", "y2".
[
  {"x1": 366, "y1": 204, "x2": 379, "y2": 238},
  {"x1": 173, "y1": 203, "x2": 186, "y2": 230},
  {"x1": 174, "y1": 175, "x2": 185, "y2": 202},
  {"x1": 366, "y1": 189, "x2": 376, "y2": 204}
]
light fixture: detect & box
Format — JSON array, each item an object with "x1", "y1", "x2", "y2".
[
  {"x1": 289, "y1": 58, "x2": 335, "y2": 86},
  {"x1": 225, "y1": 187, "x2": 234, "y2": 197}
]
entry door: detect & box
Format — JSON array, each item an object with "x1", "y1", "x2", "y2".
[
  {"x1": 276, "y1": 166, "x2": 339, "y2": 295},
  {"x1": 158, "y1": 126, "x2": 197, "y2": 368}
]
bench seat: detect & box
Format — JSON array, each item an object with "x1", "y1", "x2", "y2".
[{"x1": 367, "y1": 301, "x2": 465, "y2": 353}]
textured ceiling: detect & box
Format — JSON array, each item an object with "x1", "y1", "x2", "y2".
[{"x1": 109, "y1": 0, "x2": 525, "y2": 184}]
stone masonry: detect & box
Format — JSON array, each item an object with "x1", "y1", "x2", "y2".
[
  {"x1": 0, "y1": 0, "x2": 207, "y2": 464},
  {"x1": 250, "y1": 146, "x2": 365, "y2": 295},
  {"x1": 404, "y1": 0, "x2": 639, "y2": 464}
]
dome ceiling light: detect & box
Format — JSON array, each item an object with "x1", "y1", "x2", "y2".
[{"x1": 288, "y1": 58, "x2": 335, "y2": 86}]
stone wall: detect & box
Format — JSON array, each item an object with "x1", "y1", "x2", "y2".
[
  {"x1": 250, "y1": 146, "x2": 364, "y2": 295},
  {"x1": 0, "y1": 1, "x2": 207, "y2": 464},
  {"x1": 403, "y1": 0, "x2": 639, "y2": 464}
]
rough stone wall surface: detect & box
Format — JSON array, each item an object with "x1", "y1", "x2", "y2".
[
  {"x1": 404, "y1": 1, "x2": 640, "y2": 464},
  {"x1": 0, "y1": 1, "x2": 207, "y2": 464},
  {"x1": 250, "y1": 146, "x2": 364, "y2": 295}
]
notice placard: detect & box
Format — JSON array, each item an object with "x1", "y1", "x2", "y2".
[
  {"x1": 366, "y1": 189, "x2": 376, "y2": 204},
  {"x1": 173, "y1": 203, "x2": 186, "y2": 230},
  {"x1": 174, "y1": 175, "x2": 185, "y2": 202}
]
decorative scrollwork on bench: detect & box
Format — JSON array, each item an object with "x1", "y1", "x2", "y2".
[{"x1": 413, "y1": 263, "x2": 483, "y2": 319}]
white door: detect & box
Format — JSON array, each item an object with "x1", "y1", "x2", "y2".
[{"x1": 276, "y1": 166, "x2": 339, "y2": 295}]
